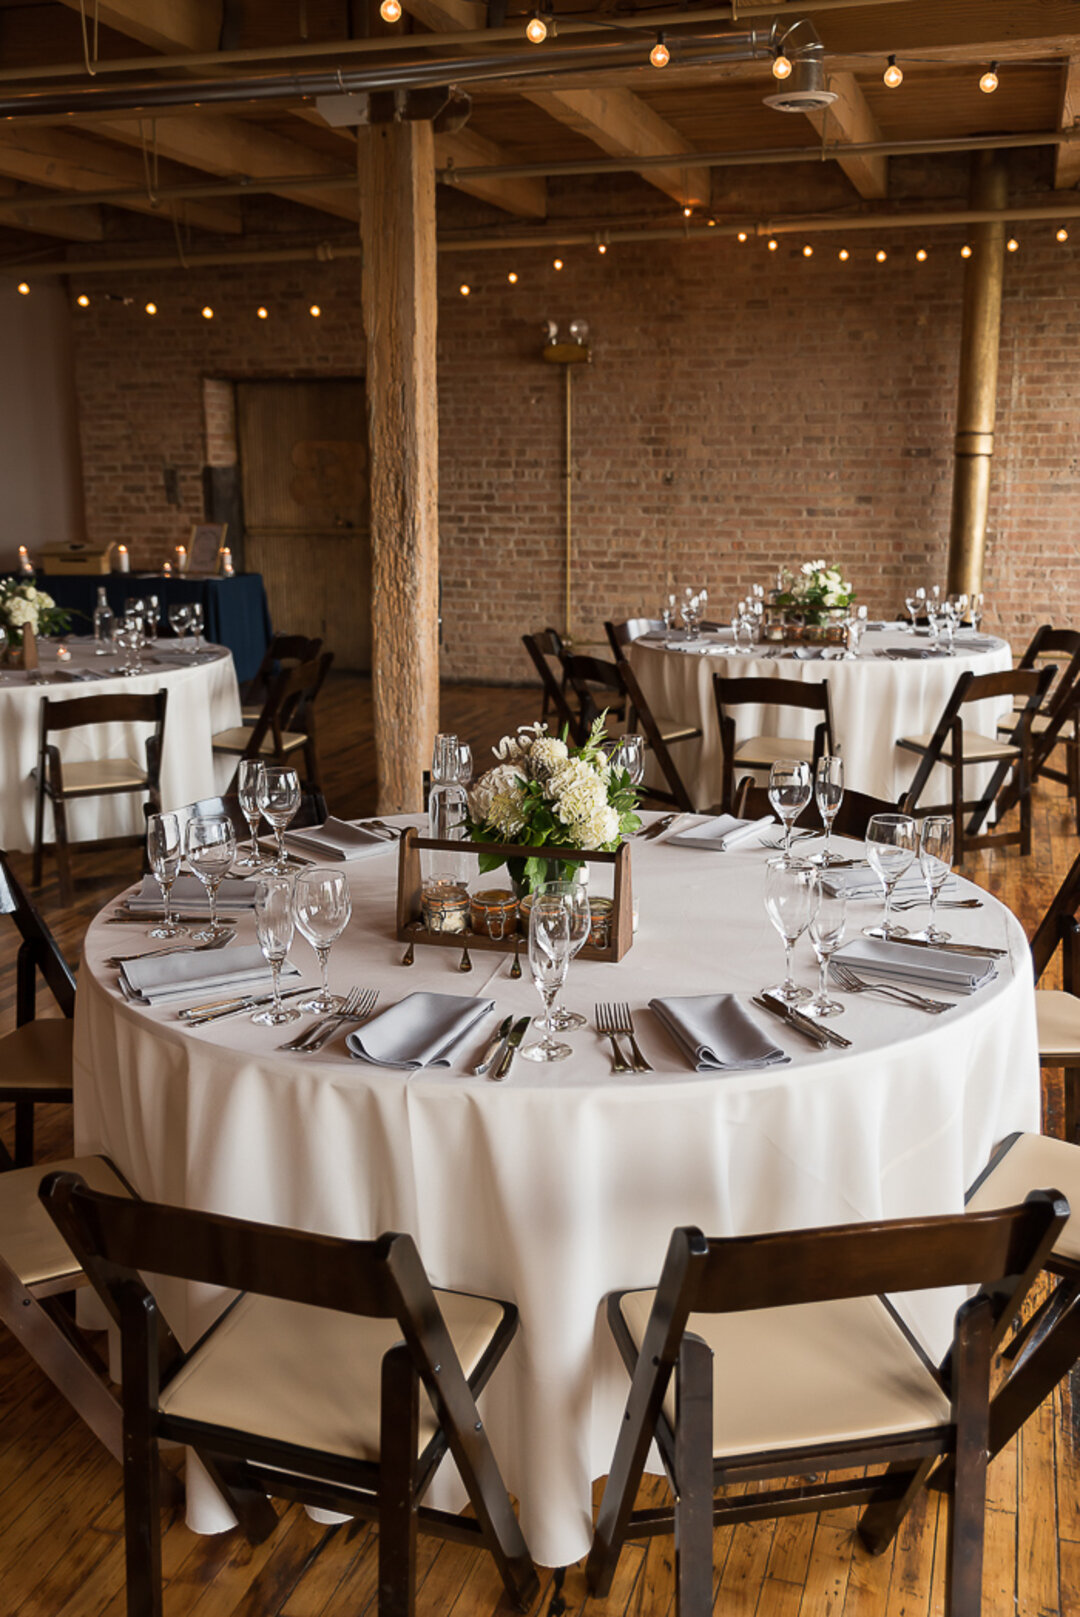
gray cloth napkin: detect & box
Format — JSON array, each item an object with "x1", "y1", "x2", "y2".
[
  {"x1": 126, "y1": 874, "x2": 258, "y2": 913},
  {"x1": 873, "y1": 647, "x2": 949, "y2": 661},
  {"x1": 285, "y1": 817, "x2": 393, "y2": 862},
  {"x1": 346, "y1": 992, "x2": 494, "y2": 1069},
  {"x1": 119, "y1": 944, "x2": 299, "y2": 1005},
  {"x1": 649, "y1": 994, "x2": 789, "y2": 1071},
  {"x1": 834, "y1": 938, "x2": 996, "y2": 995},
  {"x1": 792, "y1": 646, "x2": 823, "y2": 660},
  {"x1": 822, "y1": 867, "x2": 958, "y2": 901},
  {"x1": 668, "y1": 813, "x2": 776, "y2": 853}
]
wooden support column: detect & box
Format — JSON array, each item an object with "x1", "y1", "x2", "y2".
[
  {"x1": 357, "y1": 120, "x2": 440, "y2": 814},
  {"x1": 947, "y1": 151, "x2": 1007, "y2": 597}
]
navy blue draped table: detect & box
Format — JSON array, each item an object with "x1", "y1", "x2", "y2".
[{"x1": 35, "y1": 572, "x2": 272, "y2": 683}]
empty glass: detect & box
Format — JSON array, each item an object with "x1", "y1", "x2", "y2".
[
  {"x1": 184, "y1": 814, "x2": 236, "y2": 942},
  {"x1": 531, "y1": 878, "x2": 591, "y2": 1030},
  {"x1": 146, "y1": 811, "x2": 185, "y2": 939},
  {"x1": 293, "y1": 867, "x2": 353, "y2": 1013},
  {"x1": 805, "y1": 876, "x2": 847, "y2": 1018},
  {"x1": 168, "y1": 603, "x2": 192, "y2": 646},
  {"x1": 763, "y1": 862, "x2": 818, "y2": 1006},
  {"x1": 864, "y1": 812, "x2": 917, "y2": 940},
  {"x1": 970, "y1": 592, "x2": 985, "y2": 633},
  {"x1": 521, "y1": 893, "x2": 573, "y2": 1062},
  {"x1": 904, "y1": 588, "x2": 925, "y2": 633},
  {"x1": 257, "y1": 765, "x2": 301, "y2": 873},
  {"x1": 810, "y1": 755, "x2": 844, "y2": 867},
  {"x1": 611, "y1": 734, "x2": 645, "y2": 788},
  {"x1": 116, "y1": 615, "x2": 145, "y2": 676},
  {"x1": 252, "y1": 873, "x2": 300, "y2": 1026},
  {"x1": 916, "y1": 816, "x2": 954, "y2": 944},
  {"x1": 767, "y1": 759, "x2": 812, "y2": 866},
  {"x1": 189, "y1": 602, "x2": 205, "y2": 652},
  {"x1": 235, "y1": 758, "x2": 267, "y2": 870},
  {"x1": 844, "y1": 605, "x2": 868, "y2": 660},
  {"x1": 661, "y1": 596, "x2": 677, "y2": 637}
]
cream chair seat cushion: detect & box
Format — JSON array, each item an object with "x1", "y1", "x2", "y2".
[
  {"x1": 618, "y1": 1289, "x2": 949, "y2": 1459},
  {"x1": 898, "y1": 730, "x2": 1018, "y2": 765},
  {"x1": 2, "y1": 1018, "x2": 74, "y2": 1090},
  {"x1": 733, "y1": 736, "x2": 816, "y2": 767},
  {"x1": 965, "y1": 1132, "x2": 1080, "y2": 1266},
  {"x1": 0, "y1": 1155, "x2": 130, "y2": 1290},
  {"x1": 159, "y1": 1288, "x2": 504, "y2": 1462},
  {"x1": 45, "y1": 758, "x2": 147, "y2": 794},
  {"x1": 998, "y1": 713, "x2": 1067, "y2": 736},
  {"x1": 1035, "y1": 989, "x2": 1080, "y2": 1062},
  {"x1": 212, "y1": 726, "x2": 306, "y2": 756}
]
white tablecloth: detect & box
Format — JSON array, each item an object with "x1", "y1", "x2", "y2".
[
  {"x1": 628, "y1": 625, "x2": 1013, "y2": 809},
  {"x1": 0, "y1": 638, "x2": 241, "y2": 850},
  {"x1": 73, "y1": 815, "x2": 1039, "y2": 1565}
]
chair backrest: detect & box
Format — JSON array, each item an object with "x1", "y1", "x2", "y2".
[
  {"x1": 533, "y1": 627, "x2": 565, "y2": 660},
  {"x1": 561, "y1": 654, "x2": 624, "y2": 734},
  {"x1": 713, "y1": 675, "x2": 834, "y2": 813},
  {"x1": 604, "y1": 620, "x2": 664, "y2": 659},
  {"x1": 521, "y1": 633, "x2": 583, "y2": 742},
  {"x1": 0, "y1": 848, "x2": 76, "y2": 1021},
  {"x1": 142, "y1": 787, "x2": 330, "y2": 871},
  {"x1": 38, "y1": 689, "x2": 169, "y2": 787},
  {"x1": 1018, "y1": 629, "x2": 1080, "y2": 768},
  {"x1": 1031, "y1": 848, "x2": 1080, "y2": 983},
  {"x1": 903, "y1": 665, "x2": 1056, "y2": 817},
  {"x1": 241, "y1": 652, "x2": 334, "y2": 764},
  {"x1": 242, "y1": 632, "x2": 324, "y2": 704},
  {"x1": 615, "y1": 658, "x2": 696, "y2": 813}
]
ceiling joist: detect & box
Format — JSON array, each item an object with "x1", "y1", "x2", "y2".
[
  {"x1": 806, "y1": 71, "x2": 888, "y2": 199},
  {"x1": 1055, "y1": 58, "x2": 1080, "y2": 189}
]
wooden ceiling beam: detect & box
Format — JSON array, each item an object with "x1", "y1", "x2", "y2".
[
  {"x1": 804, "y1": 71, "x2": 887, "y2": 199},
  {"x1": 0, "y1": 178, "x2": 103, "y2": 240},
  {"x1": 435, "y1": 127, "x2": 547, "y2": 217},
  {"x1": 524, "y1": 86, "x2": 710, "y2": 206},
  {"x1": 1055, "y1": 58, "x2": 1080, "y2": 189},
  {"x1": 53, "y1": 0, "x2": 221, "y2": 55}
]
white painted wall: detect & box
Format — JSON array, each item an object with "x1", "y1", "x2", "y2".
[{"x1": 0, "y1": 284, "x2": 84, "y2": 570}]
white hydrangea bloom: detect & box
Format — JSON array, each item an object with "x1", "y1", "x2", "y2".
[
  {"x1": 469, "y1": 762, "x2": 525, "y2": 824},
  {"x1": 527, "y1": 735, "x2": 569, "y2": 780},
  {"x1": 7, "y1": 597, "x2": 37, "y2": 629}
]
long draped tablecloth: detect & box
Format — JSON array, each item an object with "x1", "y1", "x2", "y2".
[
  {"x1": 0, "y1": 638, "x2": 241, "y2": 850},
  {"x1": 627, "y1": 625, "x2": 1013, "y2": 808},
  {"x1": 74, "y1": 815, "x2": 1039, "y2": 1565}
]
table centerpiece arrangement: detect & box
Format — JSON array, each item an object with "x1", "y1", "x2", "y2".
[
  {"x1": 765, "y1": 561, "x2": 855, "y2": 645},
  {"x1": 0, "y1": 578, "x2": 72, "y2": 665}
]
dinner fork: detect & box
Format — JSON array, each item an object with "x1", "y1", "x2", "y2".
[
  {"x1": 830, "y1": 961, "x2": 951, "y2": 1015},
  {"x1": 282, "y1": 988, "x2": 379, "y2": 1053},
  {"x1": 105, "y1": 933, "x2": 234, "y2": 970},
  {"x1": 610, "y1": 1003, "x2": 653, "y2": 1073},
  {"x1": 890, "y1": 897, "x2": 984, "y2": 911},
  {"x1": 595, "y1": 1005, "x2": 630, "y2": 1074}
]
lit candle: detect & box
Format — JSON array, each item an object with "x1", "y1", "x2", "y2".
[
  {"x1": 175, "y1": 544, "x2": 187, "y2": 574},
  {"x1": 56, "y1": 644, "x2": 71, "y2": 662},
  {"x1": 116, "y1": 544, "x2": 130, "y2": 574},
  {"x1": 18, "y1": 545, "x2": 33, "y2": 575},
  {"x1": 162, "y1": 561, "x2": 173, "y2": 577},
  {"x1": 220, "y1": 546, "x2": 234, "y2": 577}
]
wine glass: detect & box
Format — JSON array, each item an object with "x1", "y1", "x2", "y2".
[
  {"x1": 234, "y1": 759, "x2": 267, "y2": 870},
  {"x1": 293, "y1": 867, "x2": 353, "y2": 1013},
  {"x1": 680, "y1": 590, "x2": 698, "y2": 641},
  {"x1": 916, "y1": 817, "x2": 954, "y2": 944},
  {"x1": 612, "y1": 734, "x2": 645, "y2": 788},
  {"x1": 805, "y1": 876, "x2": 847, "y2": 1019},
  {"x1": 661, "y1": 596, "x2": 677, "y2": 637},
  {"x1": 763, "y1": 862, "x2": 818, "y2": 1006},
  {"x1": 189, "y1": 602, "x2": 205, "y2": 652},
  {"x1": 168, "y1": 603, "x2": 192, "y2": 647},
  {"x1": 521, "y1": 893, "x2": 573, "y2": 1062},
  {"x1": 455, "y1": 742, "x2": 473, "y2": 785},
  {"x1": 532, "y1": 879, "x2": 591, "y2": 1030},
  {"x1": 767, "y1": 759, "x2": 812, "y2": 865},
  {"x1": 146, "y1": 811, "x2": 186, "y2": 939},
  {"x1": 970, "y1": 592, "x2": 985, "y2": 633},
  {"x1": 863, "y1": 813, "x2": 917, "y2": 940},
  {"x1": 905, "y1": 588, "x2": 924, "y2": 634},
  {"x1": 251, "y1": 873, "x2": 300, "y2": 1026},
  {"x1": 184, "y1": 814, "x2": 236, "y2": 943},
  {"x1": 844, "y1": 605, "x2": 868, "y2": 660},
  {"x1": 925, "y1": 595, "x2": 941, "y2": 650},
  {"x1": 257, "y1": 765, "x2": 301, "y2": 873},
  {"x1": 810, "y1": 755, "x2": 844, "y2": 867}
]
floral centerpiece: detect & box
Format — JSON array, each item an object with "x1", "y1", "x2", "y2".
[
  {"x1": 774, "y1": 560, "x2": 855, "y2": 623},
  {"x1": 0, "y1": 578, "x2": 72, "y2": 643},
  {"x1": 467, "y1": 719, "x2": 642, "y2": 894}
]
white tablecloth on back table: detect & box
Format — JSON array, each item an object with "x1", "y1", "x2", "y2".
[
  {"x1": 0, "y1": 638, "x2": 241, "y2": 851},
  {"x1": 73, "y1": 815, "x2": 1038, "y2": 1566},
  {"x1": 627, "y1": 625, "x2": 1012, "y2": 809}
]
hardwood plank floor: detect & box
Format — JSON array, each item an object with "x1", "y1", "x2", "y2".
[{"x1": 2, "y1": 672, "x2": 1078, "y2": 1617}]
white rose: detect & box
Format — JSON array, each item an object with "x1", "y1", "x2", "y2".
[{"x1": 800, "y1": 562, "x2": 815, "y2": 576}]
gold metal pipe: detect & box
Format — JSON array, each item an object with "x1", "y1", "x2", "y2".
[{"x1": 947, "y1": 152, "x2": 1007, "y2": 598}]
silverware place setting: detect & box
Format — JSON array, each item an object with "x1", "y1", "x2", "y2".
[
  {"x1": 594, "y1": 1003, "x2": 653, "y2": 1073},
  {"x1": 491, "y1": 1015, "x2": 530, "y2": 1080},
  {"x1": 278, "y1": 987, "x2": 380, "y2": 1052},
  {"x1": 889, "y1": 897, "x2": 985, "y2": 912},
  {"x1": 752, "y1": 991, "x2": 852, "y2": 1050},
  {"x1": 179, "y1": 985, "x2": 312, "y2": 1026},
  {"x1": 829, "y1": 960, "x2": 951, "y2": 1014}
]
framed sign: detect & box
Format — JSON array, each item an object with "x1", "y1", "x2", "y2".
[{"x1": 188, "y1": 522, "x2": 228, "y2": 574}]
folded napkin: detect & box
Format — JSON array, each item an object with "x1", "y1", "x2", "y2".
[
  {"x1": 954, "y1": 635, "x2": 1000, "y2": 652},
  {"x1": 668, "y1": 813, "x2": 776, "y2": 853},
  {"x1": 822, "y1": 866, "x2": 958, "y2": 902},
  {"x1": 285, "y1": 816, "x2": 394, "y2": 862},
  {"x1": 834, "y1": 937, "x2": 997, "y2": 996},
  {"x1": 792, "y1": 646, "x2": 823, "y2": 660},
  {"x1": 346, "y1": 992, "x2": 494, "y2": 1069},
  {"x1": 125, "y1": 874, "x2": 258, "y2": 914},
  {"x1": 119, "y1": 944, "x2": 300, "y2": 1006},
  {"x1": 649, "y1": 994, "x2": 789, "y2": 1072},
  {"x1": 873, "y1": 648, "x2": 949, "y2": 661}
]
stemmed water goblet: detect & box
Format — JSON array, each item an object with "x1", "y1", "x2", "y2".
[
  {"x1": 257, "y1": 765, "x2": 301, "y2": 873},
  {"x1": 767, "y1": 759, "x2": 812, "y2": 866},
  {"x1": 234, "y1": 758, "x2": 267, "y2": 870},
  {"x1": 521, "y1": 893, "x2": 573, "y2": 1062},
  {"x1": 611, "y1": 734, "x2": 645, "y2": 788},
  {"x1": 905, "y1": 587, "x2": 925, "y2": 634},
  {"x1": 184, "y1": 814, "x2": 236, "y2": 943},
  {"x1": 168, "y1": 604, "x2": 192, "y2": 647},
  {"x1": 763, "y1": 862, "x2": 818, "y2": 1006},
  {"x1": 863, "y1": 812, "x2": 917, "y2": 940},
  {"x1": 251, "y1": 872, "x2": 300, "y2": 1026},
  {"x1": 189, "y1": 602, "x2": 205, "y2": 653},
  {"x1": 146, "y1": 811, "x2": 186, "y2": 939},
  {"x1": 680, "y1": 590, "x2": 699, "y2": 641},
  {"x1": 531, "y1": 878, "x2": 591, "y2": 1031},
  {"x1": 805, "y1": 875, "x2": 847, "y2": 1018},
  {"x1": 970, "y1": 592, "x2": 985, "y2": 633},
  {"x1": 915, "y1": 816, "x2": 954, "y2": 944},
  {"x1": 293, "y1": 867, "x2": 353, "y2": 1013},
  {"x1": 809, "y1": 755, "x2": 844, "y2": 866},
  {"x1": 116, "y1": 615, "x2": 145, "y2": 676},
  {"x1": 661, "y1": 596, "x2": 677, "y2": 638}
]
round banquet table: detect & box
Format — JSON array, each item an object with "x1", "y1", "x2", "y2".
[
  {"x1": 73, "y1": 815, "x2": 1039, "y2": 1566},
  {"x1": 627, "y1": 624, "x2": 1013, "y2": 809},
  {"x1": 0, "y1": 637, "x2": 241, "y2": 851}
]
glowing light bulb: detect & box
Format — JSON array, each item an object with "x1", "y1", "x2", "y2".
[
  {"x1": 915, "y1": 248, "x2": 927, "y2": 262},
  {"x1": 309, "y1": 303, "x2": 321, "y2": 317},
  {"x1": 525, "y1": 12, "x2": 547, "y2": 44},
  {"x1": 767, "y1": 238, "x2": 778, "y2": 252},
  {"x1": 201, "y1": 305, "x2": 213, "y2": 319},
  {"x1": 507, "y1": 271, "x2": 518, "y2": 284},
  {"x1": 553, "y1": 257, "x2": 563, "y2": 270},
  {"x1": 883, "y1": 55, "x2": 903, "y2": 88},
  {"x1": 379, "y1": 0, "x2": 402, "y2": 18},
  {"x1": 1057, "y1": 227, "x2": 1069, "y2": 243},
  {"x1": 802, "y1": 244, "x2": 813, "y2": 258},
  {"x1": 16, "y1": 282, "x2": 29, "y2": 295},
  {"x1": 1006, "y1": 237, "x2": 1019, "y2": 253},
  {"x1": 838, "y1": 248, "x2": 849, "y2": 261},
  {"x1": 597, "y1": 244, "x2": 607, "y2": 255},
  {"x1": 649, "y1": 33, "x2": 669, "y2": 68},
  {"x1": 682, "y1": 206, "x2": 692, "y2": 219},
  {"x1": 737, "y1": 231, "x2": 748, "y2": 243},
  {"x1": 707, "y1": 218, "x2": 716, "y2": 228},
  {"x1": 772, "y1": 52, "x2": 792, "y2": 80},
  {"x1": 458, "y1": 284, "x2": 470, "y2": 297},
  {"x1": 146, "y1": 301, "x2": 158, "y2": 315},
  {"x1": 76, "y1": 293, "x2": 90, "y2": 307},
  {"x1": 979, "y1": 63, "x2": 999, "y2": 94},
  {"x1": 961, "y1": 244, "x2": 972, "y2": 258},
  {"x1": 876, "y1": 249, "x2": 887, "y2": 262},
  {"x1": 257, "y1": 305, "x2": 268, "y2": 319}
]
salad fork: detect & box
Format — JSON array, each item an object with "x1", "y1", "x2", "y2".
[
  {"x1": 105, "y1": 933, "x2": 233, "y2": 970},
  {"x1": 830, "y1": 961, "x2": 951, "y2": 1014},
  {"x1": 609, "y1": 1003, "x2": 652, "y2": 1072},
  {"x1": 595, "y1": 1005, "x2": 630, "y2": 1074},
  {"x1": 279, "y1": 988, "x2": 376, "y2": 1053}
]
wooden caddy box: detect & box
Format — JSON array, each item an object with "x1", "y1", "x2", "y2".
[{"x1": 395, "y1": 828, "x2": 634, "y2": 962}]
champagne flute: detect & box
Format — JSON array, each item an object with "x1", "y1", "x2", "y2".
[
  {"x1": 257, "y1": 765, "x2": 301, "y2": 873},
  {"x1": 521, "y1": 894, "x2": 573, "y2": 1062},
  {"x1": 863, "y1": 813, "x2": 917, "y2": 940},
  {"x1": 146, "y1": 811, "x2": 186, "y2": 939},
  {"x1": 532, "y1": 879, "x2": 591, "y2": 1030},
  {"x1": 810, "y1": 755, "x2": 844, "y2": 866},
  {"x1": 293, "y1": 867, "x2": 352, "y2": 1013},
  {"x1": 252, "y1": 873, "x2": 300, "y2": 1026},
  {"x1": 763, "y1": 862, "x2": 818, "y2": 1006},
  {"x1": 235, "y1": 758, "x2": 267, "y2": 870},
  {"x1": 916, "y1": 817, "x2": 954, "y2": 944},
  {"x1": 805, "y1": 876, "x2": 847, "y2": 1018},
  {"x1": 184, "y1": 814, "x2": 236, "y2": 943},
  {"x1": 767, "y1": 759, "x2": 812, "y2": 866}
]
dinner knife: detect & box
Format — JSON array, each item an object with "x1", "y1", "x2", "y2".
[
  {"x1": 493, "y1": 1016, "x2": 530, "y2": 1079},
  {"x1": 751, "y1": 995, "x2": 830, "y2": 1049},
  {"x1": 473, "y1": 1015, "x2": 513, "y2": 1077},
  {"x1": 641, "y1": 814, "x2": 679, "y2": 841},
  {"x1": 180, "y1": 985, "x2": 310, "y2": 1023},
  {"x1": 886, "y1": 936, "x2": 1007, "y2": 960},
  {"x1": 760, "y1": 992, "x2": 851, "y2": 1049}
]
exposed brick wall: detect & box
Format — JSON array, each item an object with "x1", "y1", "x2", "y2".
[{"x1": 67, "y1": 175, "x2": 1080, "y2": 682}]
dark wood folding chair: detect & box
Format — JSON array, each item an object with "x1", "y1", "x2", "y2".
[
  {"x1": 31, "y1": 689, "x2": 168, "y2": 905},
  {"x1": 212, "y1": 651, "x2": 333, "y2": 793},
  {"x1": 528, "y1": 627, "x2": 569, "y2": 725},
  {"x1": 522, "y1": 632, "x2": 583, "y2": 742},
  {"x1": 994, "y1": 628, "x2": 1080, "y2": 831},
  {"x1": 896, "y1": 666, "x2": 1055, "y2": 858},
  {"x1": 39, "y1": 1172, "x2": 538, "y2": 1617},
  {"x1": 0, "y1": 848, "x2": 77, "y2": 1169},
  {"x1": 713, "y1": 675, "x2": 834, "y2": 814},
  {"x1": 586, "y1": 1197, "x2": 1066, "y2": 1617},
  {"x1": 239, "y1": 632, "x2": 324, "y2": 724},
  {"x1": 141, "y1": 788, "x2": 330, "y2": 874},
  {"x1": 616, "y1": 658, "x2": 701, "y2": 813},
  {"x1": 1027, "y1": 847, "x2": 1080, "y2": 1142},
  {"x1": 603, "y1": 619, "x2": 665, "y2": 659},
  {"x1": 732, "y1": 775, "x2": 898, "y2": 839}
]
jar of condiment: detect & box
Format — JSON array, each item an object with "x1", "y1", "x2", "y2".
[
  {"x1": 588, "y1": 897, "x2": 614, "y2": 950},
  {"x1": 469, "y1": 888, "x2": 518, "y2": 938},
  {"x1": 421, "y1": 879, "x2": 469, "y2": 934}
]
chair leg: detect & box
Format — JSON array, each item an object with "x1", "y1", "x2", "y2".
[
  {"x1": 943, "y1": 1300, "x2": 994, "y2": 1617},
  {"x1": 951, "y1": 762, "x2": 964, "y2": 863},
  {"x1": 31, "y1": 779, "x2": 46, "y2": 889},
  {"x1": 13, "y1": 1101, "x2": 34, "y2": 1168},
  {"x1": 378, "y1": 1343, "x2": 419, "y2": 1617},
  {"x1": 51, "y1": 793, "x2": 73, "y2": 907},
  {"x1": 673, "y1": 1334, "x2": 714, "y2": 1617},
  {"x1": 1064, "y1": 1067, "x2": 1080, "y2": 1144}
]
